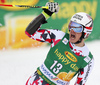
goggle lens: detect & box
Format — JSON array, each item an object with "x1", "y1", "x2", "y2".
[{"x1": 68, "y1": 21, "x2": 83, "y2": 33}]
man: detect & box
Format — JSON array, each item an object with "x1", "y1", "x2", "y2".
[{"x1": 25, "y1": 2, "x2": 94, "y2": 85}]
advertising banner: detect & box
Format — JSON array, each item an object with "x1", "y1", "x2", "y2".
[{"x1": 0, "y1": 0, "x2": 99, "y2": 49}]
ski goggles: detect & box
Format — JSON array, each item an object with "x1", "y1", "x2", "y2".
[{"x1": 68, "y1": 21, "x2": 83, "y2": 33}]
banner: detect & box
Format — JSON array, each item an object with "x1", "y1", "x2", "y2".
[{"x1": 0, "y1": 0, "x2": 99, "y2": 49}]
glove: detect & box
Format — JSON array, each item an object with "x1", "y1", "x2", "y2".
[{"x1": 42, "y1": 2, "x2": 59, "y2": 17}]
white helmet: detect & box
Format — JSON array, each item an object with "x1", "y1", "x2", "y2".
[{"x1": 70, "y1": 12, "x2": 93, "y2": 38}]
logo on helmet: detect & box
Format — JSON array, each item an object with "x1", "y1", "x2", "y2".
[
  {"x1": 86, "y1": 14, "x2": 92, "y2": 20},
  {"x1": 73, "y1": 14, "x2": 83, "y2": 21}
]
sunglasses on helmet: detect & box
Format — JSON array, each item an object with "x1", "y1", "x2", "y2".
[{"x1": 68, "y1": 21, "x2": 83, "y2": 33}]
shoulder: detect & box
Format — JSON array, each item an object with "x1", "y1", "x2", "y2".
[
  {"x1": 80, "y1": 44, "x2": 93, "y2": 57},
  {"x1": 84, "y1": 44, "x2": 94, "y2": 59},
  {"x1": 82, "y1": 44, "x2": 94, "y2": 66},
  {"x1": 46, "y1": 29, "x2": 66, "y2": 39},
  {"x1": 46, "y1": 29, "x2": 65, "y2": 35}
]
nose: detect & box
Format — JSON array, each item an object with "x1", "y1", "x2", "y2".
[{"x1": 70, "y1": 29, "x2": 75, "y2": 33}]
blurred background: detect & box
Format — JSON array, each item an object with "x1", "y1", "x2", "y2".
[{"x1": 0, "y1": 0, "x2": 100, "y2": 85}]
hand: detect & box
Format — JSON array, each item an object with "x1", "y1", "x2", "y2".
[
  {"x1": 42, "y1": 2, "x2": 59, "y2": 16},
  {"x1": 46, "y1": 2, "x2": 59, "y2": 13}
]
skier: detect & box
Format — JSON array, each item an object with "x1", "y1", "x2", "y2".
[{"x1": 25, "y1": 2, "x2": 94, "y2": 85}]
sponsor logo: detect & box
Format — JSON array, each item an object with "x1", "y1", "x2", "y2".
[
  {"x1": 54, "y1": 49, "x2": 71, "y2": 65},
  {"x1": 84, "y1": 61, "x2": 92, "y2": 80},
  {"x1": 73, "y1": 14, "x2": 83, "y2": 21},
  {"x1": 37, "y1": 69, "x2": 42, "y2": 75},
  {"x1": 40, "y1": 64, "x2": 66, "y2": 85},
  {"x1": 41, "y1": 64, "x2": 54, "y2": 79},
  {"x1": 86, "y1": 14, "x2": 92, "y2": 20},
  {"x1": 65, "y1": 51, "x2": 77, "y2": 62},
  {"x1": 84, "y1": 56, "x2": 91, "y2": 63},
  {"x1": 57, "y1": 71, "x2": 76, "y2": 82},
  {"x1": 51, "y1": 77, "x2": 59, "y2": 81},
  {"x1": 62, "y1": 38, "x2": 68, "y2": 45},
  {"x1": 54, "y1": 49, "x2": 79, "y2": 71}
]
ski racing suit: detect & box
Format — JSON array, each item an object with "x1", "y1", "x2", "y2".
[{"x1": 25, "y1": 14, "x2": 94, "y2": 85}]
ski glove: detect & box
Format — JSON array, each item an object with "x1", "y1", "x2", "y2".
[{"x1": 42, "y1": 2, "x2": 59, "y2": 17}]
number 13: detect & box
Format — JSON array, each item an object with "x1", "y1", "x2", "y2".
[{"x1": 50, "y1": 60, "x2": 63, "y2": 74}]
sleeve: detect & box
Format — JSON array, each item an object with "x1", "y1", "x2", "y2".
[
  {"x1": 26, "y1": 28, "x2": 65, "y2": 47},
  {"x1": 25, "y1": 13, "x2": 47, "y2": 36},
  {"x1": 74, "y1": 58, "x2": 94, "y2": 85}
]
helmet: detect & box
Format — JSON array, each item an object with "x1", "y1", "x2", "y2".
[{"x1": 70, "y1": 12, "x2": 93, "y2": 39}]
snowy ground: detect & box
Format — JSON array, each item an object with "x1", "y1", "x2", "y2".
[{"x1": 0, "y1": 40, "x2": 100, "y2": 85}]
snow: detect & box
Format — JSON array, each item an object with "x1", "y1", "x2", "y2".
[{"x1": 0, "y1": 40, "x2": 100, "y2": 85}]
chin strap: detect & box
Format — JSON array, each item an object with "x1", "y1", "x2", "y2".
[{"x1": 74, "y1": 32, "x2": 85, "y2": 44}]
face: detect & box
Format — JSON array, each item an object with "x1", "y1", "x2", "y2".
[
  {"x1": 68, "y1": 21, "x2": 83, "y2": 43},
  {"x1": 69, "y1": 29, "x2": 82, "y2": 43}
]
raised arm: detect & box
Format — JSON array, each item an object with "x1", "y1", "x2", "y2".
[
  {"x1": 25, "y1": 2, "x2": 59, "y2": 35},
  {"x1": 25, "y1": 14, "x2": 47, "y2": 36},
  {"x1": 25, "y1": 2, "x2": 61, "y2": 44}
]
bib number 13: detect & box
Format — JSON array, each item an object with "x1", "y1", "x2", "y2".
[{"x1": 50, "y1": 60, "x2": 63, "y2": 74}]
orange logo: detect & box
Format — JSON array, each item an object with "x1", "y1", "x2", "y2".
[
  {"x1": 65, "y1": 51, "x2": 77, "y2": 62},
  {"x1": 0, "y1": 0, "x2": 39, "y2": 11}
]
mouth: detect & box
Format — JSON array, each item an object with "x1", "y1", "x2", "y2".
[{"x1": 70, "y1": 34, "x2": 76, "y2": 39}]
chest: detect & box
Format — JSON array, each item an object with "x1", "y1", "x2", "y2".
[{"x1": 45, "y1": 36, "x2": 91, "y2": 73}]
